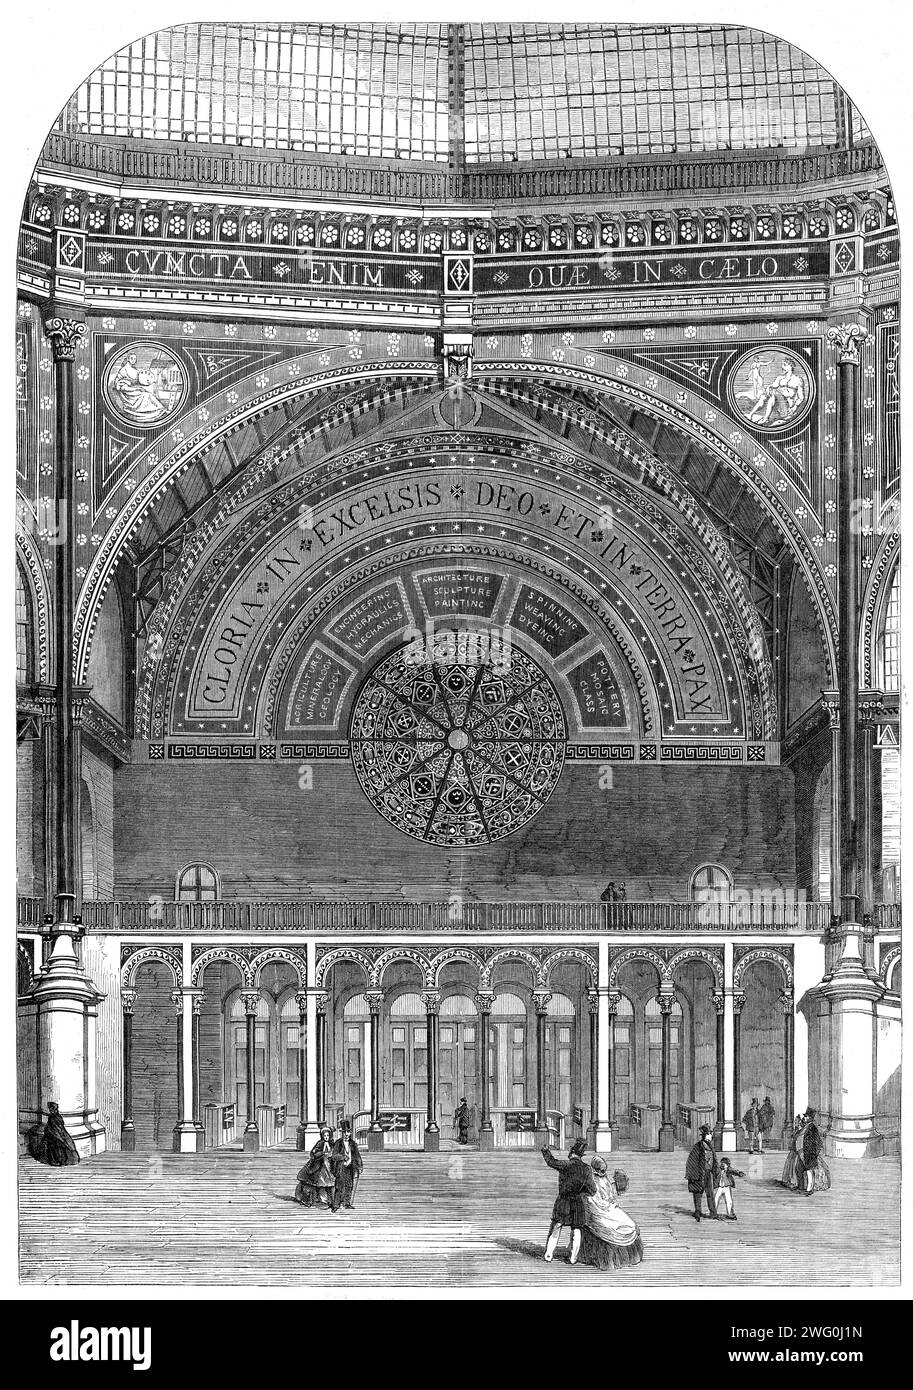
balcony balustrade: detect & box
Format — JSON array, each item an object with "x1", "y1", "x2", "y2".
[{"x1": 16, "y1": 895, "x2": 900, "y2": 935}]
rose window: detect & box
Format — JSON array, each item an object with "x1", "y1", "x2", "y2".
[{"x1": 350, "y1": 646, "x2": 567, "y2": 847}]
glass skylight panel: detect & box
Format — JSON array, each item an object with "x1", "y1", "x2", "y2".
[{"x1": 56, "y1": 21, "x2": 851, "y2": 160}]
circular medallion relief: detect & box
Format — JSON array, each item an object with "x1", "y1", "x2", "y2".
[
  {"x1": 349, "y1": 645, "x2": 567, "y2": 847},
  {"x1": 102, "y1": 343, "x2": 188, "y2": 428},
  {"x1": 727, "y1": 348, "x2": 814, "y2": 431}
]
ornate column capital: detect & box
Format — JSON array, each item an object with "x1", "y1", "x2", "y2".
[
  {"x1": 314, "y1": 991, "x2": 330, "y2": 1015},
  {"x1": 240, "y1": 991, "x2": 260, "y2": 1017},
  {"x1": 532, "y1": 989, "x2": 552, "y2": 1016},
  {"x1": 121, "y1": 987, "x2": 137, "y2": 1016},
  {"x1": 606, "y1": 991, "x2": 622, "y2": 1016},
  {"x1": 189, "y1": 989, "x2": 205, "y2": 1016},
  {"x1": 821, "y1": 690, "x2": 841, "y2": 728},
  {"x1": 363, "y1": 990, "x2": 384, "y2": 1015},
  {"x1": 295, "y1": 991, "x2": 308, "y2": 1016},
  {"x1": 826, "y1": 321, "x2": 869, "y2": 366},
  {"x1": 656, "y1": 992, "x2": 676, "y2": 1015},
  {"x1": 732, "y1": 990, "x2": 747, "y2": 1015},
  {"x1": 711, "y1": 990, "x2": 726, "y2": 1015},
  {"x1": 474, "y1": 990, "x2": 494, "y2": 1015},
  {"x1": 170, "y1": 989, "x2": 184, "y2": 1016},
  {"x1": 587, "y1": 990, "x2": 599, "y2": 1016},
  {"x1": 43, "y1": 314, "x2": 88, "y2": 363},
  {"x1": 777, "y1": 989, "x2": 795, "y2": 1015},
  {"x1": 420, "y1": 991, "x2": 442, "y2": 1015}
]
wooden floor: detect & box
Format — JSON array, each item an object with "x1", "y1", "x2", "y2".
[{"x1": 19, "y1": 1145, "x2": 900, "y2": 1288}]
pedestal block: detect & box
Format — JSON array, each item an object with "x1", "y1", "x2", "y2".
[
  {"x1": 242, "y1": 1125, "x2": 260, "y2": 1153},
  {"x1": 479, "y1": 1127, "x2": 495, "y2": 1151},
  {"x1": 367, "y1": 1127, "x2": 385, "y2": 1152},
  {"x1": 173, "y1": 1122, "x2": 205, "y2": 1153},
  {"x1": 31, "y1": 928, "x2": 106, "y2": 1157},
  {"x1": 423, "y1": 1126, "x2": 440, "y2": 1153}
]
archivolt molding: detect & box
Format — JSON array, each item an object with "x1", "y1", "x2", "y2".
[
  {"x1": 862, "y1": 533, "x2": 899, "y2": 688},
  {"x1": 189, "y1": 946, "x2": 255, "y2": 988},
  {"x1": 480, "y1": 947, "x2": 547, "y2": 989},
  {"x1": 250, "y1": 947, "x2": 307, "y2": 987},
  {"x1": 667, "y1": 947, "x2": 724, "y2": 987},
  {"x1": 429, "y1": 947, "x2": 489, "y2": 987},
  {"x1": 608, "y1": 946, "x2": 669, "y2": 988},
  {"x1": 478, "y1": 356, "x2": 838, "y2": 677},
  {"x1": 733, "y1": 946, "x2": 793, "y2": 990},
  {"x1": 74, "y1": 360, "x2": 437, "y2": 681},
  {"x1": 368, "y1": 948, "x2": 435, "y2": 989},
  {"x1": 121, "y1": 945, "x2": 183, "y2": 989},
  {"x1": 541, "y1": 947, "x2": 598, "y2": 985},
  {"x1": 16, "y1": 532, "x2": 51, "y2": 683},
  {"x1": 314, "y1": 947, "x2": 374, "y2": 988},
  {"x1": 879, "y1": 945, "x2": 901, "y2": 991}
]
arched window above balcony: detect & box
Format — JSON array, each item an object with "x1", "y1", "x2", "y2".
[
  {"x1": 175, "y1": 863, "x2": 220, "y2": 902},
  {"x1": 689, "y1": 863, "x2": 733, "y2": 903}
]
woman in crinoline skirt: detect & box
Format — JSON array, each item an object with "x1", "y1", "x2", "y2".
[
  {"x1": 579, "y1": 1160, "x2": 644, "y2": 1270},
  {"x1": 780, "y1": 1114, "x2": 807, "y2": 1190}
]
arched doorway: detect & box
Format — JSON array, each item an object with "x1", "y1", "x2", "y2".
[
  {"x1": 438, "y1": 991, "x2": 479, "y2": 1140},
  {"x1": 225, "y1": 991, "x2": 269, "y2": 1118},
  {"x1": 545, "y1": 991, "x2": 576, "y2": 1116}
]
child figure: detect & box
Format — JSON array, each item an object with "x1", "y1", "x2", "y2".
[{"x1": 713, "y1": 1157, "x2": 746, "y2": 1221}]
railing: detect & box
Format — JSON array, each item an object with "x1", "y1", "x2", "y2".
[
  {"x1": 37, "y1": 132, "x2": 883, "y2": 204},
  {"x1": 16, "y1": 895, "x2": 890, "y2": 934}
]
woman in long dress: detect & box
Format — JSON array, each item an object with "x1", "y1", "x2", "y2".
[
  {"x1": 580, "y1": 1159, "x2": 643, "y2": 1270},
  {"x1": 780, "y1": 1114, "x2": 806, "y2": 1189},
  {"x1": 295, "y1": 1126, "x2": 335, "y2": 1208},
  {"x1": 30, "y1": 1102, "x2": 80, "y2": 1166}
]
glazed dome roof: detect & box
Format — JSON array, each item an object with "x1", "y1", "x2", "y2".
[{"x1": 56, "y1": 21, "x2": 869, "y2": 165}]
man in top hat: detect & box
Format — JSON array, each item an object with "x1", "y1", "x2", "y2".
[
  {"x1": 741, "y1": 1097, "x2": 761, "y2": 1153},
  {"x1": 757, "y1": 1096, "x2": 775, "y2": 1154},
  {"x1": 541, "y1": 1137, "x2": 597, "y2": 1264},
  {"x1": 685, "y1": 1123, "x2": 720, "y2": 1221},
  {"x1": 454, "y1": 1097, "x2": 471, "y2": 1146},
  {"x1": 330, "y1": 1120, "x2": 363, "y2": 1211}
]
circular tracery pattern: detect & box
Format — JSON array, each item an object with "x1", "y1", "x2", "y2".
[{"x1": 350, "y1": 646, "x2": 567, "y2": 847}]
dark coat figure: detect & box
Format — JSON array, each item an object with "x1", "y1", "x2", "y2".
[
  {"x1": 795, "y1": 1110, "x2": 831, "y2": 1194},
  {"x1": 454, "y1": 1098, "x2": 470, "y2": 1145},
  {"x1": 295, "y1": 1127, "x2": 335, "y2": 1208},
  {"x1": 542, "y1": 1140, "x2": 597, "y2": 1264},
  {"x1": 685, "y1": 1126, "x2": 719, "y2": 1220},
  {"x1": 330, "y1": 1126, "x2": 363, "y2": 1210},
  {"x1": 29, "y1": 1103, "x2": 80, "y2": 1166},
  {"x1": 758, "y1": 1097, "x2": 774, "y2": 1135}
]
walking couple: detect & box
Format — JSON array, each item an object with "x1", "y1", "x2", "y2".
[
  {"x1": 781, "y1": 1109, "x2": 831, "y2": 1195},
  {"x1": 541, "y1": 1139, "x2": 644, "y2": 1269},
  {"x1": 295, "y1": 1120, "x2": 363, "y2": 1211}
]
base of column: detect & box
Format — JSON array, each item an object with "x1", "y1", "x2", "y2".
[
  {"x1": 720, "y1": 1123, "x2": 738, "y2": 1154},
  {"x1": 297, "y1": 1121, "x2": 323, "y2": 1149},
  {"x1": 534, "y1": 1126, "x2": 550, "y2": 1147},
  {"x1": 824, "y1": 1122, "x2": 885, "y2": 1160},
  {"x1": 172, "y1": 1122, "x2": 205, "y2": 1154},
  {"x1": 658, "y1": 1123, "x2": 675, "y2": 1153},
  {"x1": 368, "y1": 1125, "x2": 385, "y2": 1152},
  {"x1": 423, "y1": 1125, "x2": 440, "y2": 1153},
  {"x1": 479, "y1": 1125, "x2": 494, "y2": 1151},
  {"x1": 588, "y1": 1123, "x2": 613, "y2": 1154},
  {"x1": 242, "y1": 1124, "x2": 260, "y2": 1153},
  {"x1": 72, "y1": 1119, "x2": 106, "y2": 1159}
]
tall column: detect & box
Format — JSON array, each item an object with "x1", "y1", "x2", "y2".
[
  {"x1": 657, "y1": 992, "x2": 676, "y2": 1152},
  {"x1": 818, "y1": 320, "x2": 884, "y2": 1158},
  {"x1": 533, "y1": 990, "x2": 551, "y2": 1144},
  {"x1": 315, "y1": 992, "x2": 328, "y2": 1128},
  {"x1": 421, "y1": 991, "x2": 441, "y2": 1151},
  {"x1": 475, "y1": 991, "x2": 494, "y2": 1150},
  {"x1": 192, "y1": 993, "x2": 202, "y2": 1128},
  {"x1": 720, "y1": 941, "x2": 737, "y2": 1152},
  {"x1": 732, "y1": 990, "x2": 746, "y2": 1147},
  {"x1": 780, "y1": 990, "x2": 795, "y2": 1139},
  {"x1": 30, "y1": 311, "x2": 104, "y2": 1157},
  {"x1": 121, "y1": 988, "x2": 136, "y2": 1151},
  {"x1": 295, "y1": 991, "x2": 308, "y2": 1149},
  {"x1": 241, "y1": 991, "x2": 260, "y2": 1152},
  {"x1": 302, "y1": 985, "x2": 320, "y2": 1148},
  {"x1": 174, "y1": 985, "x2": 204, "y2": 1153},
  {"x1": 587, "y1": 990, "x2": 598, "y2": 1140},
  {"x1": 712, "y1": 991, "x2": 725, "y2": 1145},
  {"x1": 365, "y1": 990, "x2": 385, "y2": 1151}
]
